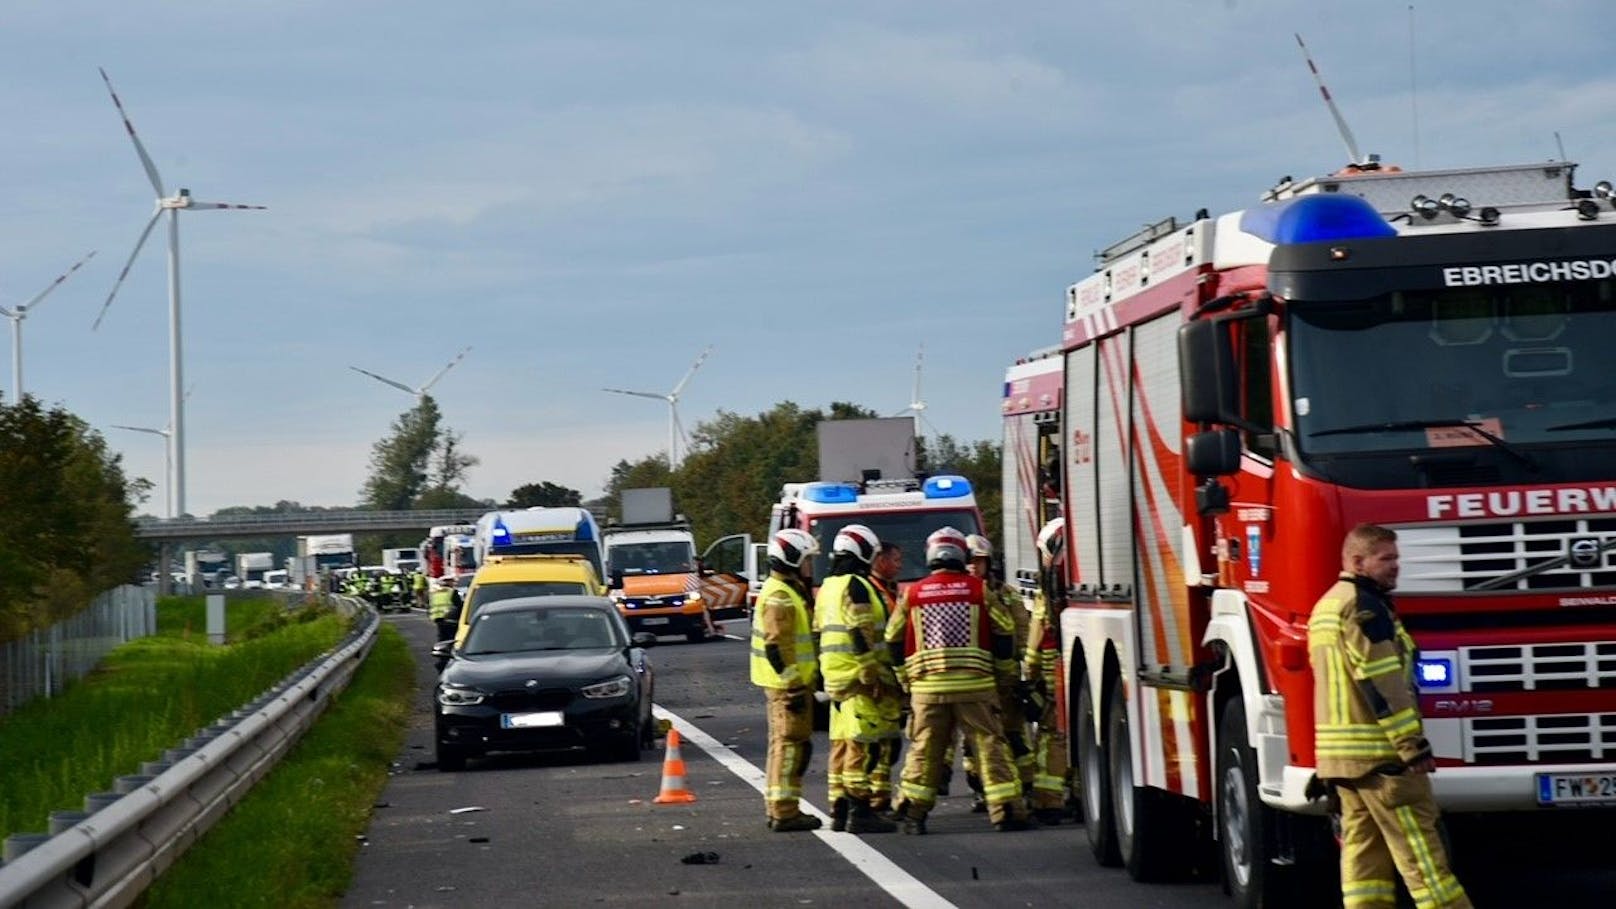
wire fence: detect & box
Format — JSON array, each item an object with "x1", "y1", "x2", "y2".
[{"x1": 0, "y1": 585, "x2": 156, "y2": 717}]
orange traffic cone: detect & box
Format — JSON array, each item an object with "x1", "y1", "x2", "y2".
[{"x1": 653, "y1": 727, "x2": 698, "y2": 804}]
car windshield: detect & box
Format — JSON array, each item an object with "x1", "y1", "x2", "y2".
[
  {"x1": 466, "y1": 581, "x2": 590, "y2": 621},
  {"x1": 608, "y1": 541, "x2": 696, "y2": 575},
  {"x1": 806, "y1": 508, "x2": 981, "y2": 583},
  {"x1": 464, "y1": 607, "x2": 620, "y2": 654},
  {"x1": 1290, "y1": 279, "x2": 1616, "y2": 457}
]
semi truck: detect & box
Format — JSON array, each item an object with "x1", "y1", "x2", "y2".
[
  {"x1": 234, "y1": 552, "x2": 276, "y2": 588},
  {"x1": 603, "y1": 487, "x2": 753, "y2": 641},
  {"x1": 1014, "y1": 156, "x2": 1616, "y2": 904},
  {"x1": 291, "y1": 534, "x2": 356, "y2": 589},
  {"x1": 382, "y1": 546, "x2": 422, "y2": 574}
]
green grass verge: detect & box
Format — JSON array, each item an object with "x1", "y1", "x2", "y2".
[
  {"x1": 0, "y1": 597, "x2": 347, "y2": 837},
  {"x1": 137, "y1": 624, "x2": 414, "y2": 909}
]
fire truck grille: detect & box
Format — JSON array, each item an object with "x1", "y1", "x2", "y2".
[
  {"x1": 1465, "y1": 713, "x2": 1616, "y2": 765},
  {"x1": 1395, "y1": 517, "x2": 1616, "y2": 593},
  {"x1": 1464, "y1": 641, "x2": 1616, "y2": 692}
]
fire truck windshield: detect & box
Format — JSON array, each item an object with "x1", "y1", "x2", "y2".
[
  {"x1": 1289, "y1": 278, "x2": 1616, "y2": 463},
  {"x1": 805, "y1": 508, "x2": 981, "y2": 583}
]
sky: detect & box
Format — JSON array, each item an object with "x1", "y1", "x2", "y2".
[{"x1": 2, "y1": 1, "x2": 1613, "y2": 516}]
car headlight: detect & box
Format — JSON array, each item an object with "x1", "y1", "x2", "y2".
[
  {"x1": 436, "y1": 683, "x2": 488, "y2": 706},
  {"x1": 687, "y1": 592, "x2": 703, "y2": 602},
  {"x1": 581, "y1": 675, "x2": 632, "y2": 699}
]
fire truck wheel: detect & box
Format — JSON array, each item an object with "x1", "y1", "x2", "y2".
[
  {"x1": 1108, "y1": 681, "x2": 1192, "y2": 882},
  {"x1": 1217, "y1": 698, "x2": 1271, "y2": 908},
  {"x1": 1077, "y1": 671, "x2": 1120, "y2": 866}
]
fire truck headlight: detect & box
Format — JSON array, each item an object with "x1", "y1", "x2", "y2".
[
  {"x1": 1478, "y1": 206, "x2": 1501, "y2": 226},
  {"x1": 1439, "y1": 194, "x2": 1471, "y2": 217},
  {"x1": 1576, "y1": 198, "x2": 1601, "y2": 221},
  {"x1": 1411, "y1": 194, "x2": 1441, "y2": 220},
  {"x1": 1593, "y1": 180, "x2": 1613, "y2": 200}
]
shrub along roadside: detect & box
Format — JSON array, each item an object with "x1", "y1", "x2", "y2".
[
  {"x1": 0, "y1": 597, "x2": 346, "y2": 838},
  {"x1": 137, "y1": 624, "x2": 414, "y2": 908}
]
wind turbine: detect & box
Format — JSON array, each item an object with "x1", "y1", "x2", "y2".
[
  {"x1": 112, "y1": 385, "x2": 193, "y2": 519},
  {"x1": 603, "y1": 345, "x2": 712, "y2": 470},
  {"x1": 92, "y1": 68, "x2": 266, "y2": 519},
  {"x1": 893, "y1": 343, "x2": 936, "y2": 441},
  {"x1": 348, "y1": 345, "x2": 472, "y2": 402},
  {"x1": 1, "y1": 251, "x2": 96, "y2": 400}
]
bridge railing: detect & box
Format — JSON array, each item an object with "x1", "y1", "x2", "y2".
[{"x1": 134, "y1": 509, "x2": 491, "y2": 540}]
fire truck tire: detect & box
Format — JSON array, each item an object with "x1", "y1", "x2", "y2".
[
  {"x1": 1217, "y1": 698, "x2": 1277, "y2": 908},
  {"x1": 1077, "y1": 672, "x2": 1121, "y2": 866},
  {"x1": 1108, "y1": 681, "x2": 1193, "y2": 881}
]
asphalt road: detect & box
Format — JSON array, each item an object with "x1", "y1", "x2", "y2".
[{"x1": 342, "y1": 612, "x2": 1616, "y2": 908}]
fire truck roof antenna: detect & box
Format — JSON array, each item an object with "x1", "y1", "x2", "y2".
[{"x1": 1295, "y1": 32, "x2": 1367, "y2": 168}]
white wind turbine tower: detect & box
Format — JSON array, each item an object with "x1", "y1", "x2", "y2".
[
  {"x1": 894, "y1": 343, "x2": 935, "y2": 442},
  {"x1": 603, "y1": 345, "x2": 712, "y2": 470},
  {"x1": 111, "y1": 385, "x2": 194, "y2": 519},
  {"x1": 348, "y1": 346, "x2": 472, "y2": 403},
  {"x1": 1, "y1": 251, "x2": 96, "y2": 400},
  {"x1": 92, "y1": 68, "x2": 266, "y2": 519}
]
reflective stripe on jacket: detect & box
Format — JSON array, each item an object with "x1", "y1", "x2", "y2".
[
  {"x1": 750, "y1": 573, "x2": 818, "y2": 690},
  {"x1": 816, "y1": 573, "x2": 886, "y2": 694},
  {"x1": 429, "y1": 588, "x2": 455, "y2": 621},
  {"x1": 885, "y1": 570, "x2": 999, "y2": 695}
]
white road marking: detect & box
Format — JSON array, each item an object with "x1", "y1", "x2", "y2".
[{"x1": 653, "y1": 705, "x2": 957, "y2": 909}]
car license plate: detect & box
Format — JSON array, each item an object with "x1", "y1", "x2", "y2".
[
  {"x1": 501, "y1": 711, "x2": 564, "y2": 729},
  {"x1": 641, "y1": 617, "x2": 669, "y2": 626},
  {"x1": 1536, "y1": 772, "x2": 1616, "y2": 805}
]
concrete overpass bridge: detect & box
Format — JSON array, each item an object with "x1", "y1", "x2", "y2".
[{"x1": 134, "y1": 509, "x2": 490, "y2": 543}]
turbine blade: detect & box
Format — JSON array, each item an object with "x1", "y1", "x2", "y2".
[
  {"x1": 669, "y1": 344, "x2": 713, "y2": 398},
  {"x1": 98, "y1": 67, "x2": 165, "y2": 197},
  {"x1": 93, "y1": 211, "x2": 163, "y2": 331},
  {"x1": 111, "y1": 424, "x2": 166, "y2": 436},
  {"x1": 183, "y1": 200, "x2": 268, "y2": 211},
  {"x1": 0, "y1": 305, "x2": 14, "y2": 318},
  {"x1": 18, "y1": 250, "x2": 97, "y2": 314},
  {"x1": 420, "y1": 345, "x2": 471, "y2": 393},
  {"x1": 603, "y1": 387, "x2": 667, "y2": 401},
  {"x1": 348, "y1": 365, "x2": 416, "y2": 395}
]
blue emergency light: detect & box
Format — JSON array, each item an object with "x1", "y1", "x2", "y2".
[
  {"x1": 802, "y1": 482, "x2": 859, "y2": 505},
  {"x1": 1415, "y1": 657, "x2": 1454, "y2": 689},
  {"x1": 491, "y1": 516, "x2": 511, "y2": 544},
  {"x1": 923, "y1": 475, "x2": 972, "y2": 499},
  {"x1": 574, "y1": 514, "x2": 594, "y2": 541},
  {"x1": 1239, "y1": 194, "x2": 1397, "y2": 245}
]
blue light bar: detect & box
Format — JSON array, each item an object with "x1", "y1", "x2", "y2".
[
  {"x1": 802, "y1": 482, "x2": 858, "y2": 504},
  {"x1": 1414, "y1": 657, "x2": 1453, "y2": 689},
  {"x1": 923, "y1": 475, "x2": 972, "y2": 499},
  {"x1": 574, "y1": 514, "x2": 594, "y2": 541},
  {"x1": 1239, "y1": 194, "x2": 1397, "y2": 245},
  {"x1": 491, "y1": 516, "x2": 511, "y2": 543}
]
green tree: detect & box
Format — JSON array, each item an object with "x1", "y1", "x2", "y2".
[
  {"x1": 596, "y1": 456, "x2": 671, "y2": 519},
  {"x1": 508, "y1": 481, "x2": 584, "y2": 508},
  {"x1": 359, "y1": 398, "x2": 442, "y2": 510},
  {"x1": 918, "y1": 434, "x2": 1004, "y2": 552}
]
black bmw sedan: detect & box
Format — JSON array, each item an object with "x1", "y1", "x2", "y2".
[{"x1": 434, "y1": 595, "x2": 656, "y2": 770}]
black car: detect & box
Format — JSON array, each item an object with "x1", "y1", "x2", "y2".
[{"x1": 434, "y1": 595, "x2": 656, "y2": 770}]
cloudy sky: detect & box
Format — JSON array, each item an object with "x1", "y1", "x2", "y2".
[{"x1": 2, "y1": 1, "x2": 1612, "y2": 515}]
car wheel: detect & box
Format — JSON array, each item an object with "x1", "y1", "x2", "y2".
[
  {"x1": 616, "y1": 732, "x2": 643, "y2": 762},
  {"x1": 685, "y1": 628, "x2": 707, "y2": 643},
  {"x1": 437, "y1": 740, "x2": 467, "y2": 772}
]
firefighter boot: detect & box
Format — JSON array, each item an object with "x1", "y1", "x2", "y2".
[
  {"x1": 966, "y1": 771, "x2": 987, "y2": 813},
  {"x1": 847, "y1": 798, "x2": 897, "y2": 834},
  {"x1": 830, "y1": 797, "x2": 850, "y2": 833},
  {"x1": 770, "y1": 813, "x2": 823, "y2": 833}
]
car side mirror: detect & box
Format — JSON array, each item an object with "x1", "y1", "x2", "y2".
[
  {"x1": 631, "y1": 632, "x2": 658, "y2": 648},
  {"x1": 610, "y1": 569, "x2": 624, "y2": 590},
  {"x1": 430, "y1": 639, "x2": 455, "y2": 673}
]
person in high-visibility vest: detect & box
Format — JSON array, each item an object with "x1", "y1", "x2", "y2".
[
  {"x1": 1024, "y1": 518, "x2": 1072, "y2": 823},
  {"x1": 429, "y1": 576, "x2": 460, "y2": 642},
  {"x1": 815, "y1": 523, "x2": 899, "y2": 835},
  {"x1": 1310, "y1": 524, "x2": 1471, "y2": 909},
  {"x1": 749, "y1": 528, "x2": 823, "y2": 832},
  {"x1": 412, "y1": 570, "x2": 429, "y2": 610},
  {"x1": 959, "y1": 534, "x2": 1035, "y2": 814},
  {"x1": 865, "y1": 541, "x2": 905, "y2": 815},
  {"x1": 885, "y1": 527, "x2": 1031, "y2": 834}
]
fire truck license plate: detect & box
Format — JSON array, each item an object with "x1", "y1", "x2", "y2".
[{"x1": 1536, "y1": 773, "x2": 1616, "y2": 805}]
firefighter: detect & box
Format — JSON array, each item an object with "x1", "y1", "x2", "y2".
[
  {"x1": 960, "y1": 534, "x2": 1035, "y2": 813},
  {"x1": 815, "y1": 524, "x2": 899, "y2": 834},
  {"x1": 1024, "y1": 518, "x2": 1072, "y2": 824},
  {"x1": 749, "y1": 528, "x2": 823, "y2": 832},
  {"x1": 1310, "y1": 524, "x2": 1471, "y2": 909},
  {"x1": 429, "y1": 575, "x2": 460, "y2": 642},
  {"x1": 412, "y1": 569, "x2": 429, "y2": 610},
  {"x1": 886, "y1": 527, "x2": 1031, "y2": 834},
  {"x1": 866, "y1": 541, "x2": 904, "y2": 815}
]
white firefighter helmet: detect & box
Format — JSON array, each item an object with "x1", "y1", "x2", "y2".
[
  {"x1": 1036, "y1": 517, "x2": 1066, "y2": 562},
  {"x1": 965, "y1": 533, "x2": 994, "y2": 560},
  {"x1": 768, "y1": 527, "x2": 820, "y2": 569},
  {"x1": 925, "y1": 526, "x2": 969, "y2": 567},
  {"x1": 832, "y1": 524, "x2": 881, "y2": 564}
]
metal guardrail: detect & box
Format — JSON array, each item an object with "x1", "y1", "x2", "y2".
[
  {"x1": 0, "y1": 597, "x2": 379, "y2": 907},
  {"x1": 134, "y1": 508, "x2": 489, "y2": 541}
]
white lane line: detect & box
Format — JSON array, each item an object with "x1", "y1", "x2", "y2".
[{"x1": 653, "y1": 705, "x2": 957, "y2": 909}]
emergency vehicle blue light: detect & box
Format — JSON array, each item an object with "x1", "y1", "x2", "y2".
[
  {"x1": 1239, "y1": 194, "x2": 1397, "y2": 245},
  {"x1": 802, "y1": 482, "x2": 858, "y2": 504},
  {"x1": 923, "y1": 475, "x2": 973, "y2": 499},
  {"x1": 574, "y1": 515, "x2": 594, "y2": 541},
  {"x1": 491, "y1": 517, "x2": 511, "y2": 543},
  {"x1": 1414, "y1": 657, "x2": 1453, "y2": 689}
]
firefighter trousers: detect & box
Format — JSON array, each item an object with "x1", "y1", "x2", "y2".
[
  {"x1": 962, "y1": 686, "x2": 1034, "y2": 790},
  {"x1": 828, "y1": 687, "x2": 902, "y2": 802},
  {"x1": 1335, "y1": 771, "x2": 1471, "y2": 909},
  {"x1": 763, "y1": 688, "x2": 814, "y2": 820},
  {"x1": 898, "y1": 691, "x2": 1027, "y2": 825},
  {"x1": 1029, "y1": 693, "x2": 1069, "y2": 811}
]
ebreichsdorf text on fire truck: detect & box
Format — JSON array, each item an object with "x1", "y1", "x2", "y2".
[{"x1": 1009, "y1": 159, "x2": 1616, "y2": 902}]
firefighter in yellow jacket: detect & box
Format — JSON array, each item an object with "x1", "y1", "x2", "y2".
[
  {"x1": 886, "y1": 527, "x2": 1032, "y2": 834},
  {"x1": 959, "y1": 534, "x2": 1035, "y2": 813},
  {"x1": 1024, "y1": 518, "x2": 1071, "y2": 823},
  {"x1": 815, "y1": 523, "x2": 899, "y2": 834},
  {"x1": 749, "y1": 528, "x2": 823, "y2": 832},
  {"x1": 1309, "y1": 523, "x2": 1471, "y2": 909}
]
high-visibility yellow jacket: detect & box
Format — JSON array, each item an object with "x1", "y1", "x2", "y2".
[
  {"x1": 885, "y1": 569, "x2": 1015, "y2": 695},
  {"x1": 429, "y1": 588, "x2": 455, "y2": 621},
  {"x1": 1022, "y1": 588, "x2": 1060, "y2": 683},
  {"x1": 1308, "y1": 573, "x2": 1431, "y2": 779},
  {"x1": 750, "y1": 572, "x2": 818, "y2": 690},
  {"x1": 815, "y1": 572, "x2": 889, "y2": 697}
]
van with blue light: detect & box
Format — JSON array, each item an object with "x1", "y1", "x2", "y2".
[{"x1": 474, "y1": 507, "x2": 607, "y2": 583}]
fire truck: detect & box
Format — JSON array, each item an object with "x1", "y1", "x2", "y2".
[{"x1": 1019, "y1": 159, "x2": 1616, "y2": 904}]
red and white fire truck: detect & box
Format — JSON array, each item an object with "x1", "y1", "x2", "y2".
[{"x1": 1012, "y1": 159, "x2": 1616, "y2": 903}]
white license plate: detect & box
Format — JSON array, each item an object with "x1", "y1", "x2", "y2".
[
  {"x1": 640, "y1": 617, "x2": 669, "y2": 626},
  {"x1": 1536, "y1": 772, "x2": 1616, "y2": 805},
  {"x1": 501, "y1": 711, "x2": 564, "y2": 729}
]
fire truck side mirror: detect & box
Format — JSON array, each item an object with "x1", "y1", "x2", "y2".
[
  {"x1": 1179, "y1": 319, "x2": 1239, "y2": 425},
  {"x1": 1186, "y1": 428, "x2": 1242, "y2": 477}
]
